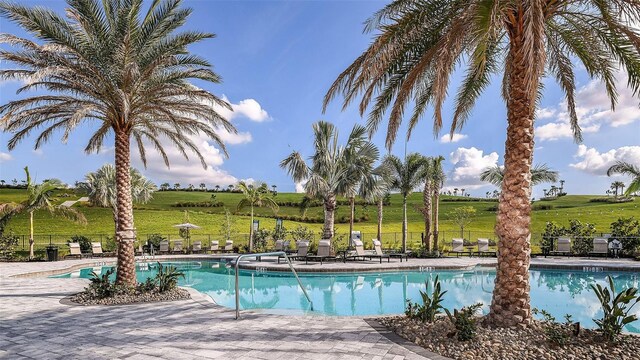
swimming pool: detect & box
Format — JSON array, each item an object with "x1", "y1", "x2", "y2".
[{"x1": 55, "y1": 261, "x2": 640, "y2": 333}]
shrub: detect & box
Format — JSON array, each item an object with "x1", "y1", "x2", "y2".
[
  {"x1": 155, "y1": 262, "x2": 185, "y2": 293},
  {"x1": 591, "y1": 275, "x2": 640, "y2": 341},
  {"x1": 405, "y1": 275, "x2": 447, "y2": 323},
  {"x1": 0, "y1": 232, "x2": 19, "y2": 260},
  {"x1": 172, "y1": 201, "x2": 224, "y2": 208},
  {"x1": 86, "y1": 268, "x2": 116, "y2": 299},
  {"x1": 444, "y1": 303, "x2": 483, "y2": 341},
  {"x1": 68, "y1": 235, "x2": 92, "y2": 252},
  {"x1": 533, "y1": 308, "x2": 575, "y2": 346},
  {"x1": 532, "y1": 203, "x2": 554, "y2": 211},
  {"x1": 610, "y1": 217, "x2": 640, "y2": 255},
  {"x1": 253, "y1": 228, "x2": 271, "y2": 252},
  {"x1": 137, "y1": 277, "x2": 156, "y2": 293},
  {"x1": 146, "y1": 233, "x2": 167, "y2": 250},
  {"x1": 541, "y1": 220, "x2": 596, "y2": 255},
  {"x1": 289, "y1": 225, "x2": 315, "y2": 241},
  {"x1": 103, "y1": 235, "x2": 117, "y2": 252}
]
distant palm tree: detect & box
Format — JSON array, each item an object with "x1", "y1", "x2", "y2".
[
  {"x1": 610, "y1": 181, "x2": 625, "y2": 198},
  {"x1": 480, "y1": 164, "x2": 559, "y2": 187},
  {"x1": 383, "y1": 153, "x2": 425, "y2": 252},
  {"x1": 418, "y1": 156, "x2": 433, "y2": 250},
  {"x1": 281, "y1": 121, "x2": 378, "y2": 240},
  {"x1": 430, "y1": 156, "x2": 445, "y2": 251},
  {"x1": 607, "y1": 161, "x2": 640, "y2": 197},
  {"x1": 215, "y1": 185, "x2": 221, "y2": 192},
  {"x1": 358, "y1": 164, "x2": 391, "y2": 243},
  {"x1": 0, "y1": 0, "x2": 235, "y2": 285},
  {"x1": 199, "y1": 183, "x2": 206, "y2": 191},
  {"x1": 322, "y1": 0, "x2": 640, "y2": 327},
  {"x1": 4, "y1": 167, "x2": 86, "y2": 259},
  {"x1": 174, "y1": 183, "x2": 181, "y2": 191},
  {"x1": 228, "y1": 184, "x2": 235, "y2": 192},
  {"x1": 236, "y1": 181, "x2": 278, "y2": 251},
  {"x1": 79, "y1": 164, "x2": 156, "y2": 236},
  {"x1": 160, "y1": 183, "x2": 170, "y2": 191}
]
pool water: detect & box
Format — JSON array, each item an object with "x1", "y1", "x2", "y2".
[{"x1": 54, "y1": 261, "x2": 640, "y2": 333}]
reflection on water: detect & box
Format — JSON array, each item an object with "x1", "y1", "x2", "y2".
[{"x1": 57, "y1": 261, "x2": 640, "y2": 333}]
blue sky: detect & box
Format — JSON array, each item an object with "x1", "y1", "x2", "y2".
[{"x1": 0, "y1": 0, "x2": 639, "y2": 198}]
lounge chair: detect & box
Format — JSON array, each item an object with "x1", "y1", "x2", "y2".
[
  {"x1": 589, "y1": 237, "x2": 609, "y2": 257},
  {"x1": 476, "y1": 238, "x2": 496, "y2": 257},
  {"x1": 373, "y1": 239, "x2": 408, "y2": 262},
  {"x1": 222, "y1": 240, "x2": 233, "y2": 253},
  {"x1": 551, "y1": 237, "x2": 571, "y2": 256},
  {"x1": 158, "y1": 240, "x2": 169, "y2": 254},
  {"x1": 91, "y1": 242, "x2": 114, "y2": 257},
  {"x1": 346, "y1": 239, "x2": 383, "y2": 262},
  {"x1": 192, "y1": 241, "x2": 202, "y2": 254},
  {"x1": 274, "y1": 239, "x2": 285, "y2": 252},
  {"x1": 172, "y1": 240, "x2": 183, "y2": 254},
  {"x1": 305, "y1": 239, "x2": 336, "y2": 264},
  {"x1": 65, "y1": 242, "x2": 87, "y2": 259},
  {"x1": 280, "y1": 240, "x2": 309, "y2": 263},
  {"x1": 449, "y1": 238, "x2": 468, "y2": 257},
  {"x1": 209, "y1": 240, "x2": 220, "y2": 253}
]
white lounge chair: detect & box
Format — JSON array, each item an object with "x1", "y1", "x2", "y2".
[
  {"x1": 450, "y1": 238, "x2": 466, "y2": 257},
  {"x1": 589, "y1": 237, "x2": 608, "y2": 257},
  {"x1": 209, "y1": 240, "x2": 220, "y2": 253},
  {"x1": 159, "y1": 240, "x2": 169, "y2": 254},
  {"x1": 551, "y1": 237, "x2": 571, "y2": 255},
  {"x1": 373, "y1": 239, "x2": 407, "y2": 262},
  {"x1": 476, "y1": 238, "x2": 496, "y2": 257},
  {"x1": 65, "y1": 242, "x2": 86, "y2": 259},
  {"x1": 305, "y1": 239, "x2": 335, "y2": 264},
  {"x1": 222, "y1": 240, "x2": 233, "y2": 253},
  {"x1": 172, "y1": 240, "x2": 183, "y2": 254},
  {"x1": 281, "y1": 240, "x2": 309, "y2": 263},
  {"x1": 192, "y1": 241, "x2": 202, "y2": 254}
]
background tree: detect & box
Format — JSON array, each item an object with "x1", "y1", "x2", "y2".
[
  {"x1": 0, "y1": 0, "x2": 236, "y2": 285},
  {"x1": 480, "y1": 164, "x2": 559, "y2": 187},
  {"x1": 281, "y1": 121, "x2": 377, "y2": 241},
  {"x1": 219, "y1": 208, "x2": 238, "y2": 242},
  {"x1": 215, "y1": 185, "x2": 221, "y2": 192},
  {"x1": 322, "y1": 0, "x2": 640, "y2": 326},
  {"x1": 78, "y1": 164, "x2": 156, "y2": 236},
  {"x1": 608, "y1": 161, "x2": 640, "y2": 197},
  {"x1": 236, "y1": 181, "x2": 278, "y2": 251},
  {"x1": 610, "y1": 181, "x2": 625, "y2": 198},
  {"x1": 417, "y1": 156, "x2": 433, "y2": 250},
  {"x1": 160, "y1": 183, "x2": 170, "y2": 191},
  {"x1": 382, "y1": 153, "x2": 425, "y2": 252},
  {"x1": 358, "y1": 164, "x2": 391, "y2": 243},
  {"x1": 450, "y1": 206, "x2": 476, "y2": 239},
  {"x1": 199, "y1": 183, "x2": 206, "y2": 191},
  {"x1": 431, "y1": 156, "x2": 446, "y2": 251}
]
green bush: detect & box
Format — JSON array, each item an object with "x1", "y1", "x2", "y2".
[
  {"x1": 172, "y1": 201, "x2": 224, "y2": 208},
  {"x1": 444, "y1": 303, "x2": 483, "y2": 341},
  {"x1": 146, "y1": 233, "x2": 167, "y2": 250},
  {"x1": 610, "y1": 217, "x2": 640, "y2": 256},
  {"x1": 86, "y1": 268, "x2": 116, "y2": 299},
  {"x1": 541, "y1": 220, "x2": 596, "y2": 255},
  {"x1": 253, "y1": 228, "x2": 271, "y2": 252},
  {"x1": 405, "y1": 275, "x2": 447, "y2": 323},
  {"x1": 532, "y1": 308, "x2": 574, "y2": 346},
  {"x1": 532, "y1": 203, "x2": 554, "y2": 211},
  {"x1": 68, "y1": 235, "x2": 92, "y2": 252},
  {"x1": 0, "y1": 232, "x2": 19, "y2": 260},
  {"x1": 137, "y1": 278, "x2": 156, "y2": 293},
  {"x1": 155, "y1": 262, "x2": 185, "y2": 293},
  {"x1": 591, "y1": 275, "x2": 640, "y2": 341}
]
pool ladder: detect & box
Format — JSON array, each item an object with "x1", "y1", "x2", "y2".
[{"x1": 234, "y1": 251, "x2": 313, "y2": 319}]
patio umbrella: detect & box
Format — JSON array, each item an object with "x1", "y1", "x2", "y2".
[{"x1": 173, "y1": 223, "x2": 201, "y2": 249}]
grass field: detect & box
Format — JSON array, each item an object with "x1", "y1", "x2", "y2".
[{"x1": 1, "y1": 188, "x2": 638, "y2": 251}]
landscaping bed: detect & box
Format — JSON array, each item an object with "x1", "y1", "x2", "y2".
[
  {"x1": 380, "y1": 316, "x2": 640, "y2": 360},
  {"x1": 70, "y1": 287, "x2": 190, "y2": 306}
]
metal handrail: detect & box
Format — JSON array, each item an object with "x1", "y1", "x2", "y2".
[{"x1": 234, "y1": 251, "x2": 313, "y2": 319}]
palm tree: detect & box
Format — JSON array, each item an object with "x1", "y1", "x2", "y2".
[
  {"x1": 481, "y1": 164, "x2": 559, "y2": 188},
  {"x1": 6, "y1": 167, "x2": 87, "y2": 259},
  {"x1": 236, "y1": 181, "x2": 278, "y2": 251},
  {"x1": 0, "y1": 0, "x2": 235, "y2": 286},
  {"x1": 358, "y1": 164, "x2": 391, "y2": 243},
  {"x1": 323, "y1": 0, "x2": 640, "y2": 327},
  {"x1": 174, "y1": 183, "x2": 181, "y2": 191},
  {"x1": 281, "y1": 121, "x2": 378, "y2": 241},
  {"x1": 430, "y1": 156, "x2": 446, "y2": 252},
  {"x1": 228, "y1": 184, "x2": 235, "y2": 192},
  {"x1": 78, "y1": 164, "x2": 156, "y2": 236},
  {"x1": 160, "y1": 183, "x2": 170, "y2": 191},
  {"x1": 215, "y1": 185, "x2": 221, "y2": 192},
  {"x1": 607, "y1": 161, "x2": 640, "y2": 197},
  {"x1": 559, "y1": 180, "x2": 566, "y2": 195},
  {"x1": 453, "y1": 188, "x2": 459, "y2": 197},
  {"x1": 610, "y1": 181, "x2": 625, "y2": 198},
  {"x1": 382, "y1": 153, "x2": 425, "y2": 252},
  {"x1": 417, "y1": 156, "x2": 433, "y2": 250},
  {"x1": 199, "y1": 183, "x2": 206, "y2": 191}
]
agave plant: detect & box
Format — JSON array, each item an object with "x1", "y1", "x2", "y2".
[
  {"x1": 590, "y1": 275, "x2": 640, "y2": 341},
  {"x1": 406, "y1": 275, "x2": 447, "y2": 323}
]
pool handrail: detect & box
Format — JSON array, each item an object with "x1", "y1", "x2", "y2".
[{"x1": 234, "y1": 251, "x2": 313, "y2": 319}]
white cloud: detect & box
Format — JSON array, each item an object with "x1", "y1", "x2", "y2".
[
  {"x1": 439, "y1": 133, "x2": 468, "y2": 143},
  {"x1": 570, "y1": 145, "x2": 640, "y2": 175},
  {"x1": 0, "y1": 152, "x2": 12, "y2": 162},
  {"x1": 215, "y1": 127, "x2": 252, "y2": 145},
  {"x1": 32, "y1": 149, "x2": 43, "y2": 156},
  {"x1": 536, "y1": 71, "x2": 640, "y2": 141},
  {"x1": 446, "y1": 147, "x2": 499, "y2": 191},
  {"x1": 294, "y1": 180, "x2": 307, "y2": 193},
  {"x1": 219, "y1": 96, "x2": 271, "y2": 122}
]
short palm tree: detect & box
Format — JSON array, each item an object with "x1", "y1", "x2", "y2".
[
  {"x1": 79, "y1": 164, "x2": 157, "y2": 235},
  {"x1": 430, "y1": 156, "x2": 446, "y2": 251},
  {"x1": 281, "y1": 121, "x2": 378, "y2": 241},
  {"x1": 236, "y1": 181, "x2": 278, "y2": 252},
  {"x1": 0, "y1": 0, "x2": 235, "y2": 285},
  {"x1": 323, "y1": 0, "x2": 640, "y2": 327},
  {"x1": 7, "y1": 167, "x2": 87, "y2": 259},
  {"x1": 382, "y1": 153, "x2": 425, "y2": 252},
  {"x1": 480, "y1": 164, "x2": 559, "y2": 187},
  {"x1": 608, "y1": 161, "x2": 640, "y2": 196}
]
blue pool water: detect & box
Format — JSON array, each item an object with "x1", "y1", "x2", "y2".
[{"x1": 54, "y1": 261, "x2": 640, "y2": 333}]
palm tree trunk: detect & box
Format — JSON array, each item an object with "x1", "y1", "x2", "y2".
[
  {"x1": 348, "y1": 196, "x2": 355, "y2": 240},
  {"x1": 323, "y1": 193, "x2": 336, "y2": 240},
  {"x1": 433, "y1": 189, "x2": 440, "y2": 252},
  {"x1": 249, "y1": 205, "x2": 254, "y2": 252},
  {"x1": 402, "y1": 195, "x2": 407, "y2": 253},
  {"x1": 423, "y1": 182, "x2": 432, "y2": 251},
  {"x1": 29, "y1": 210, "x2": 34, "y2": 259},
  {"x1": 488, "y1": 35, "x2": 538, "y2": 327},
  {"x1": 376, "y1": 198, "x2": 383, "y2": 242},
  {"x1": 114, "y1": 130, "x2": 136, "y2": 286}
]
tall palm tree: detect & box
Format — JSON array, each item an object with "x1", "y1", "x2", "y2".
[
  {"x1": 417, "y1": 156, "x2": 433, "y2": 250},
  {"x1": 236, "y1": 181, "x2": 278, "y2": 251},
  {"x1": 78, "y1": 164, "x2": 156, "y2": 236},
  {"x1": 5, "y1": 167, "x2": 87, "y2": 259},
  {"x1": 358, "y1": 164, "x2": 391, "y2": 243},
  {"x1": 480, "y1": 164, "x2": 559, "y2": 187},
  {"x1": 281, "y1": 121, "x2": 378, "y2": 240},
  {"x1": 382, "y1": 153, "x2": 425, "y2": 252},
  {"x1": 608, "y1": 161, "x2": 640, "y2": 196},
  {"x1": 323, "y1": 0, "x2": 640, "y2": 327},
  {"x1": 0, "y1": 0, "x2": 235, "y2": 285},
  {"x1": 430, "y1": 156, "x2": 446, "y2": 252}
]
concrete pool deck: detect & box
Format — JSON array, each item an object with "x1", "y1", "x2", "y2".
[{"x1": 1, "y1": 256, "x2": 639, "y2": 359}]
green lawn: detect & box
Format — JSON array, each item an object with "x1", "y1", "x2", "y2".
[{"x1": 1, "y1": 188, "x2": 638, "y2": 251}]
